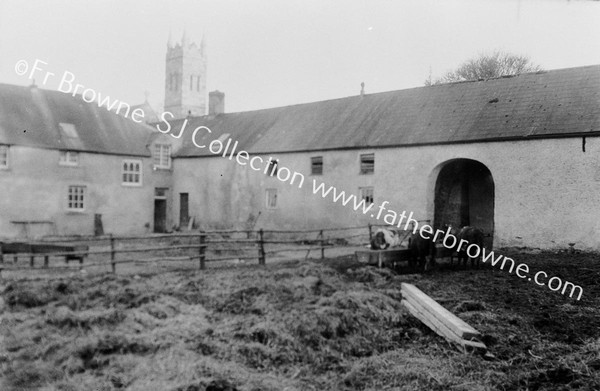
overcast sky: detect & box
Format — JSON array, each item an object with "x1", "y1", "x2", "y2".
[{"x1": 1, "y1": 0, "x2": 599, "y2": 114}]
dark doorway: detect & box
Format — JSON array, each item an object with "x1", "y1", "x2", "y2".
[
  {"x1": 154, "y1": 187, "x2": 169, "y2": 233},
  {"x1": 154, "y1": 199, "x2": 167, "y2": 233},
  {"x1": 434, "y1": 159, "x2": 495, "y2": 248},
  {"x1": 179, "y1": 193, "x2": 189, "y2": 228},
  {"x1": 94, "y1": 214, "x2": 104, "y2": 236}
]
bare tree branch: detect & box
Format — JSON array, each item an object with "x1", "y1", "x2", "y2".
[{"x1": 427, "y1": 51, "x2": 543, "y2": 85}]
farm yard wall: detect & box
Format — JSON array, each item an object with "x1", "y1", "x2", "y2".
[
  {"x1": 173, "y1": 136, "x2": 600, "y2": 250},
  {"x1": 0, "y1": 146, "x2": 170, "y2": 238}
]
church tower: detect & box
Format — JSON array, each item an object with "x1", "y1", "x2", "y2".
[{"x1": 164, "y1": 31, "x2": 207, "y2": 118}]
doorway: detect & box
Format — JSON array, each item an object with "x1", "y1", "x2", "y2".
[
  {"x1": 433, "y1": 159, "x2": 495, "y2": 248},
  {"x1": 179, "y1": 193, "x2": 189, "y2": 228},
  {"x1": 154, "y1": 188, "x2": 168, "y2": 233}
]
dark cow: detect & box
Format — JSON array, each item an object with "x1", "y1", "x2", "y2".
[
  {"x1": 454, "y1": 226, "x2": 485, "y2": 268},
  {"x1": 370, "y1": 228, "x2": 402, "y2": 250},
  {"x1": 408, "y1": 232, "x2": 436, "y2": 271}
]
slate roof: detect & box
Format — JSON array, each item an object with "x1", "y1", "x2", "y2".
[
  {"x1": 0, "y1": 84, "x2": 154, "y2": 156},
  {"x1": 129, "y1": 100, "x2": 160, "y2": 124},
  {"x1": 172, "y1": 64, "x2": 600, "y2": 157}
]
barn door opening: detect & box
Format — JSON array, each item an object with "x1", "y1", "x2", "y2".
[{"x1": 433, "y1": 159, "x2": 494, "y2": 248}]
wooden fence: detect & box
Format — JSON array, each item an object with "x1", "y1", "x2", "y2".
[{"x1": 0, "y1": 222, "x2": 427, "y2": 276}]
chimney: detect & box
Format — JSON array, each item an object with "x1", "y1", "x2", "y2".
[
  {"x1": 209, "y1": 90, "x2": 225, "y2": 115},
  {"x1": 360, "y1": 82, "x2": 365, "y2": 97}
]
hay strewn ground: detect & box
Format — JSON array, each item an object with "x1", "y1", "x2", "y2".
[{"x1": 1, "y1": 251, "x2": 599, "y2": 390}]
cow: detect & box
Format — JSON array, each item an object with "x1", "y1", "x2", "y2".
[
  {"x1": 370, "y1": 228, "x2": 402, "y2": 250},
  {"x1": 408, "y1": 232, "x2": 436, "y2": 271},
  {"x1": 454, "y1": 226, "x2": 485, "y2": 268}
]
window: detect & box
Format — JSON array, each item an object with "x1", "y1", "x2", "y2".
[
  {"x1": 197, "y1": 76, "x2": 200, "y2": 91},
  {"x1": 190, "y1": 75, "x2": 193, "y2": 90},
  {"x1": 153, "y1": 144, "x2": 171, "y2": 169},
  {"x1": 122, "y1": 160, "x2": 142, "y2": 185},
  {"x1": 0, "y1": 145, "x2": 8, "y2": 169},
  {"x1": 360, "y1": 153, "x2": 375, "y2": 174},
  {"x1": 311, "y1": 156, "x2": 323, "y2": 175},
  {"x1": 67, "y1": 186, "x2": 86, "y2": 211},
  {"x1": 267, "y1": 159, "x2": 278, "y2": 176},
  {"x1": 360, "y1": 187, "x2": 374, "y2": 204},
  {"x1": 266, "y1": 189, "x2": 278, "y2": 209},
  {"x1": 59, "y1": 123, "x2": 79, "y2": 138},
  {"x1": 59, "y1": 151, "x2": 79, "y2": 166}
]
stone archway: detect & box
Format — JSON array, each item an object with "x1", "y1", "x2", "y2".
[{"x1": 433, "y1": 159, "x2": 495, "y2": 248}]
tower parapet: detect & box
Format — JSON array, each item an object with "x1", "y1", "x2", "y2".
[{"x1": 164, "y1": 31, "x2": 207, "y2": 119}]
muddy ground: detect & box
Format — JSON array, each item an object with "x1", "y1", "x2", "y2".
[{"x1": 1, "y1": 250, "x2": 599, "y2": 391}]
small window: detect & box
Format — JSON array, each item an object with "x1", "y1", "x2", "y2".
[
  {"x1": 122, "y1": 159, "x2": 142, "y2": 186},
  {"x1": 190, "y1": 75, "x2": 193, "y2": 91},
  {"x1": 311, "y1": 156, "x2": 323, "y2": 175},
  {"x1": 266, "y1": 189, "x2": 278, "y2": 209},
  {"x1": 360, "y1": 187, "x2": 374, "y2": 204},
  {"x1": 153, "y1": 144, "x2": 171, "y2": 169},
  {"x1": 360, "y1": 153, "x2": 374, "y2": 175},
  {"x1": 267, "y1": 159, "x2": 278, "y2": 176},
  {"x1": 0, "y1": 145, "x2": 9, "y2": 169},
  {"x1": 59, "y1": 151, "x2": 79, "y2": 166},
  {"x1": 67, "y1": 185, "x2": 86, "y2": 211}
]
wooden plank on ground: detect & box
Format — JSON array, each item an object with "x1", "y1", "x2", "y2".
[
  {"x1": 401, "y1": 299, "x2": 463, "y2": 344},
  {"x1": 401, "y1": 282, "x2": 481, "y2": 340},
  {"x1": 402, "y1": 298, "x2": 487, "y2": 353}
]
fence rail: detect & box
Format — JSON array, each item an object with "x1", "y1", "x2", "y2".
[{"x1": 0, "y1": 221, "x2": 428, "y2": 276}]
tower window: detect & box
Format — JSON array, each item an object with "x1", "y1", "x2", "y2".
[
  {"x1": 196, "y1": 76, "x2": 200, "y2": 91},
  {"x1": 190, "y1": 75, "x2": 193, "y2": 91}
]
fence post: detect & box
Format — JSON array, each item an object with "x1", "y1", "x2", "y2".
[
  {"x1": 0, "y1": 243, "x2": 3, "y2": 264},
  {"x1": 110, "y1": 234, "x2": 116, "y2": 273},
  {"x1": 319, "y1": 230, "x2": 325, "y2": 260},
  {"x1": 44, "y1": 255, "x2": 49, "y2": 268},
  {"x1": 368, "y1": 223, "x2": 373, "y2": 243},
  {"x1": 199, "y1": 232, "x2": 206, "y2": 270},
  {"x1": 258, "y1": 229, "x2": 265, "y2": 265}
]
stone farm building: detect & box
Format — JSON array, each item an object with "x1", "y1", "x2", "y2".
[
  {"x1": 0, "y1": 83, "x2": 174, "y2": 237},
  {"x1": 0, "y1": 64, "x2": 599, "y2": 250}
]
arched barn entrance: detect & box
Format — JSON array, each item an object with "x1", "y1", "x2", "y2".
[{"x1": 433, "y1": 159, "x2": 495, "y2": 248}]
